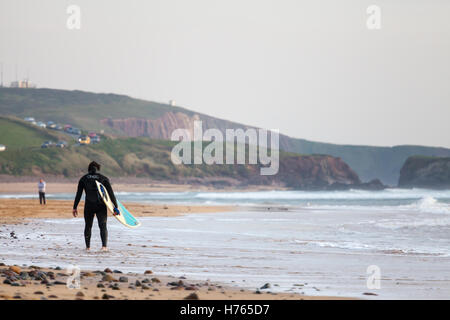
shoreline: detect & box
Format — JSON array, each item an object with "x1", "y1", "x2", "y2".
[{"x1": 0, "y1": 180, "x2": 289, "y2": 194}]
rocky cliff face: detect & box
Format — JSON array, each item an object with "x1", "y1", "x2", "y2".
[
  {"x1": 272, "y1": 155, "x2": 361, "y2": 189},
  {"x1": 170, "y1": 155, "x2": 362, "y2": 190},
  {"x1": 399, "y1": 156, "x2": 450, "y2": 189},
  {"x1": 100, "y1": 111, "x2": 294, "y2": 145},
  {"x1": 100, "y1": 112, "x2": 201, "y2": 140}
]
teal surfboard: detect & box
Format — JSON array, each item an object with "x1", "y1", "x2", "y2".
[
  {"x1": 95, "y1": 181, "x2": 141, "y2": 229},
  {"x1": 116, "y1": 199, "x2": 141, "y2": 228}
]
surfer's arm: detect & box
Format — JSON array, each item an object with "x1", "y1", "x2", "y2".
[
  {"x1": 103, "y1": 179, "x2": 118, "y2": 208},
  {"x1": 73, "y1": 179, "x2": 84, "y2": 209}
]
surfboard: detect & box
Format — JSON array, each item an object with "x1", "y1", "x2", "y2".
[{"x1": 95, "y1": 180, "x2": 141, "y2": 228}]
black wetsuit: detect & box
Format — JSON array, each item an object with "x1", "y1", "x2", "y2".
[{"x1": 73, "y1": 170, "x2": 117, "y2": 248}]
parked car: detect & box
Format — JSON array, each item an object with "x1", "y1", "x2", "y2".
[
  {"x1": 24, "y1": 117, "x2": 35, "y2": 122},
  {"x1": 41, "y1": 141, "x2": 55, "y2": 148},
  {"x1": 64, "y1": 124, "x2": 72, "y2": 131},
  {"x1": 0, "y1": 144, "x2": 6, "y2": 152},
  {"x1": 78, "y1": 135, "x2": 90, "y2": 145},
  {"x1": 54, "y1": 124, "x2": 63, "y2": 131},
  {"x1": 56, "y1": 141, "x2": 68, "y2": 148},
  {"x1": 36, "y1": 121, "x2": 46, "y2": 128},
  {"x1": 47, "y1": 121, "x2": 58, "y2": 129},
  {"x1": 91, "y1": 135, "x2": 101, "y2": 144},
  {"x1": 72, "y1": 128, "x2": 82, "y2": 135},
  {"x1": 88, "y1": 132, "x2": 97, "y2": 138}
]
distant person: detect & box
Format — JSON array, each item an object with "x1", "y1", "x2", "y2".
[
  {"x1": 72, "y1": 161, "x2": 119, "y2": 252},
  {"x1": 38, "y1": 179, "x2": 46, "y2": 205}
]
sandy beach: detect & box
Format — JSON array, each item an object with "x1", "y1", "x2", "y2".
[{"x1": 0, "y1": 198, "x2": 344, "y2": 300}]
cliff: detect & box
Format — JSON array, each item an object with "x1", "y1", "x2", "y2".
[{"x1": 398, "y1": 156, "x2": 450, "y2": 189}]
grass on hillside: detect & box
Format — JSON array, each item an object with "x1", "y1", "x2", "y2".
[{"x1": 0, "y1": 117, "x2": 68, "y2": 149}]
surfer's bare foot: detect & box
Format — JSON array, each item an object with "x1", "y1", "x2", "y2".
[
  {"x1": 85, "y1": 248, "x2": 91, "y2": 252},
  {"x1": 101, "y1": 247, "x2": 108, "y2": 252}
]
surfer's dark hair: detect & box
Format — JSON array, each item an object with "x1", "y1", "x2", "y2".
[{"x1": 88, "y1": 161, "x2": 101, "y2": 173}]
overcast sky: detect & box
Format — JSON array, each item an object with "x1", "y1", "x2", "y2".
[{"x1": 1, "y1": 0, "x2": 449, "y2": 148}]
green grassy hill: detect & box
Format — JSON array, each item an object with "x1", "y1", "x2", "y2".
[
  {"x1": 0, "y1": 87, "x2": 193, "y2": 135},
  {"x1": 1, "y1": 87, "x2": 449, "y2": 185},
  {"x1": 0, "y1": 117, "x2": 71, "y2": 150}
]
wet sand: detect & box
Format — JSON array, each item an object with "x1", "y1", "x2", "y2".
[
  {"x1": 0, "y1": 199, "x2": 352, "y2": 300},
  {"x1": 0, "y1": 199, "x2": 349, "y2": 300}
]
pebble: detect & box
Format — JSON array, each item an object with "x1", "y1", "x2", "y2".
[
  {"x1": 119, "y1": 276, "x2": 128, "y2": 283},
  {"x1": 151, "y1": 278, "x2": 161, "y2": 283},
  {"x1": 184, "y1": 292, "x2": 199, "y2": 300},
  {"x1": 9, "y1": 266, "x2": 21, "y2": 274},
  {"x1": 185, "y1": 286, "x2": 197, "y2": 291},
  {"x1": 104, "y1": 268, "x2": 112, "y2": 273},
  {"x1": 76, "y1": 292, "x2": 85, "y2": 297},
  {"x1": 171, "y1": 286, "x2": 183, "y2": 291},
  {"x1": 135, "y1": 280, "x2": 141, "y2": 287},
  {"x1": 102, "y1": 274, "x2": 117, "y2": 282},
  {"x1": 363, "y1": 292, "x2": 378, "y2": 296},
  {"x1": 113, "y1": 270, "x2": 123, "y2": 274},
  {"x1": 102, "y1": 293, "x2": 114, "y2": 300},
  {"x1": 97, "y1": 283, "x2": 105, "y2": 288},
  {"x1": 168, "y1": 280, "x2": 184, "y2": 287},
  {"x1": 83, "y1": 272, "x2": 96, "y2": 277},
  {"x1": 34, "y1": 291, "x2": 44, "y2": 295},
  {"x1": 144, "y1": 270, "x2": 153, "y2": 275},
  {"x1": 260, "y1": 283, "x2": 271, "y2": 290},
  {"x1": 141, "y1": 285, "x2": 150, "y2": 290}
]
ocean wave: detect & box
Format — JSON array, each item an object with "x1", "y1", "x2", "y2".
[{"x1": 414, "y1": 196, "x2": 450, "y2": 214}]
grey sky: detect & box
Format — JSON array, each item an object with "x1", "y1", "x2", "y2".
[{"x1": 1, "y1": 0, "x2": 449, "y2": 148}]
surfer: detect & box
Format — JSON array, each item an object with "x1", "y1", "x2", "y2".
[
  {"x1": 72, "y1": 161, "x2": 119, "y2": 252},
  {"x1": 38, "y1": 178, "x2": 46, "y2": 205}
]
